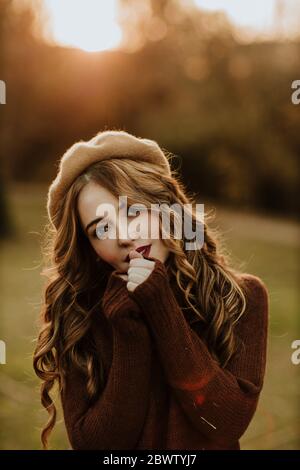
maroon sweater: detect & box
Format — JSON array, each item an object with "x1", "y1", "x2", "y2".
[{"x1": 61, "y1": 257, "x2": 269, "y2": 450}]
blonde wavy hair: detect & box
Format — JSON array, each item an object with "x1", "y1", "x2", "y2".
[{"x1": 33, "y1": 156, "x2": 247, "y2": 449}]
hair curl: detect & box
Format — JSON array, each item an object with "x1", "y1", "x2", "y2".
[{"x1": 33, "y1": 155, "x2": 247, "y2": 449}]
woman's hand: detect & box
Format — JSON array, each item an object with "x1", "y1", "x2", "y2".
[{"x1": 118, "y1": 250, "x2": 155, "y2": 292}]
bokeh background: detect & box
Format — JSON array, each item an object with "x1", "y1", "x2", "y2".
[{"x1": 0, "y1": 0, "x2": 299, "y2": 450}]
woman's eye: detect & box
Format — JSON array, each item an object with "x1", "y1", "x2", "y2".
[
  {"x1": 91, "y1": 207, "x2": 146, "y2": 239},
  {"x1": 93, "y1": 224, "x2": 109, "y2": 239}
]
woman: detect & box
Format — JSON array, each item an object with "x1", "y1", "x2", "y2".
[{"x1": 33, "y1": 129, "x2": 269, "y2": 450}]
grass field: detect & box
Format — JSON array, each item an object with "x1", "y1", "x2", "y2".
[{"x1": 0, "y1": 184, "x2": 299, "y2": 450}]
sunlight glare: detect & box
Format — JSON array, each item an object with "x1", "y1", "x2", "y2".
[{"x1": 44, "y1": 0, "x2": 122, "y2": 52}]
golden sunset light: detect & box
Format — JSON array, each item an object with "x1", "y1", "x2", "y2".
[{"x1": 44, "y1": 0, "x2": 122, "y2": 52}]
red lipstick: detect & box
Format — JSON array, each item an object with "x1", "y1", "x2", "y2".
[
  {"x1": 136, "y1": 244, "x2": 151, "y2": 257},
  {"x1": 125, "y1": 244, "x2": 151, "y2": 262}
]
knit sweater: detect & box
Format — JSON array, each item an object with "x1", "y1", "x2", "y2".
[{"x1": 60, "y1": 257, "x2": 269, "y2": 450}]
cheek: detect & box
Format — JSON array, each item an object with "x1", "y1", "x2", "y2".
[{"x1": 90, "y1": 239, "x2": 115, "y2": 262}]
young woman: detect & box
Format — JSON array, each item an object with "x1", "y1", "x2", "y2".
[{"x1": 33, "y1": 130, "x2": 269, "y2": 450}]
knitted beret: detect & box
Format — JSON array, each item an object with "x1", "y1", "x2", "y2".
[{"x1": 47, "y1": 130, "x2": 171, "y2": 228}]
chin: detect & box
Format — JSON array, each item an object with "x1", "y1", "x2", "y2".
[{"x1": 119, "y1": 265, "x2": 128, "y2": 273}]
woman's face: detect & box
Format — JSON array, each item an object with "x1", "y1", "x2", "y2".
[{"x1": 77, "y1": 181, "x2": 170, "y2": 273}]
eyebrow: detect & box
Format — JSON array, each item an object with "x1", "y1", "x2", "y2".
[
  {"x1": 85, "y1": 216, "x2": 104, "y2": 234},
  {"x1": 85, "y1": 200, "x2": 127, "y2": 234}
]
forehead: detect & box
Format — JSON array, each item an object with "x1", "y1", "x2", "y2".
[{"x1": 77, "y1": 182, "x2": 118, "y2": 225}]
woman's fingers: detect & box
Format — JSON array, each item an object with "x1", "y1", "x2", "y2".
[
  {"x1": 128, "y1": 250, "x2": 143, "y2": 260},
  {"x1": 127, "y1": 281, "x2": 139, "y2": 292},
  {"x1": 128, "y1": 266, "x2": 150, "y2": 277},
  {"x1": 125, "y1": 249, "x2": 156, "y2": 291},
  {"x1": 129, "y1": 258, "x2": 155, "y2": 269},
  {"x1": 128, "y1": 271, "x2": 146, "y2": 284}
]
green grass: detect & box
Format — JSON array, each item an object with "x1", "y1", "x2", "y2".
[
  {"x1": 0, "y1": 185, "x2": 299, "y2": 449},
  {"x1": 211, "y1": 206, "x2": 300, "y2": 450}
]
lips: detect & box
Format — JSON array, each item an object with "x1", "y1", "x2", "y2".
[
  {"x1": 125, "y1": 244, "x2": 151, "y2": 262},
  {"x1": 136, "y1": 244, "x2": 151, "y2": 257}
]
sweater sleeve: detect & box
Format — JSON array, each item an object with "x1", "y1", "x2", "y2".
[
  {"x1": 128, "y1": 257, "x2": 269, "y2": 446},
  {"x1": 61, "y1": 274, "x2": 152, "y2": 450}
]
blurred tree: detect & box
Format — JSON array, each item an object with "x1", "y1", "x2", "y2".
[
  {"x1": 0, "y1": 0, "x2": 298, "y2": 219},
  {"x1": 0, "y1": 0, "x2": 14, "y2": 239}
]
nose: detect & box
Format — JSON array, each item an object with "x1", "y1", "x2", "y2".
[{"x1": 116, "y1": 217, "x2": 138, "y2": 247}]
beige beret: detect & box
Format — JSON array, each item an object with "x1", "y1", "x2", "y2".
[{"x1": 47, "y1": 130, "x2": 171, "y2": 228}]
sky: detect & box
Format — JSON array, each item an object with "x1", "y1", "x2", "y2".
[
  {"x1": 44, "y1": 0, "x2": 122, "y2": 52},
  {"x1": 194, "y1": 0, "x2": 298, "y2": 39},
  {"x1": 43, "y1": 0, "x2": 298, "y2": 52},
  {"x1": 195, "y1": 0, "x2": 275, "y2": 30}
]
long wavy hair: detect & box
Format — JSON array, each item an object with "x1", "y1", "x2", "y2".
[{"x1": 33, "y1": 155, "x2": 248, "y2": 449}]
